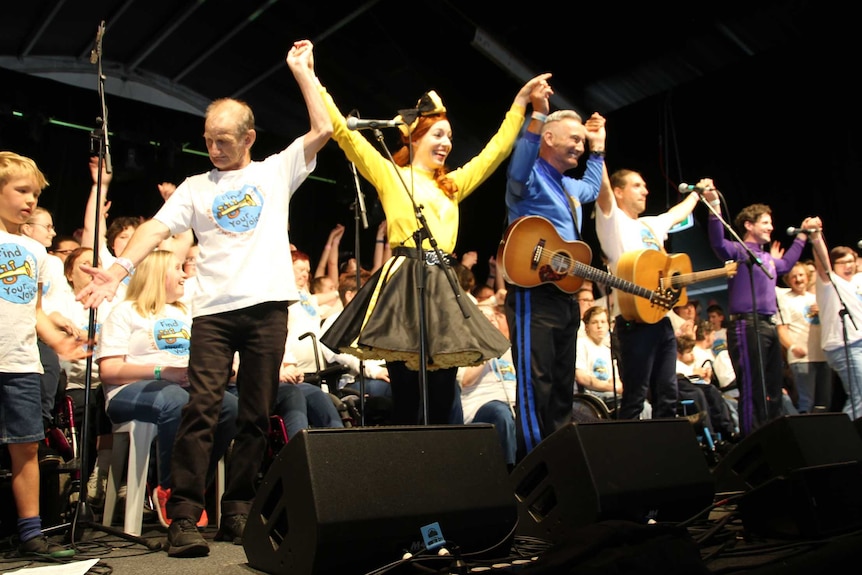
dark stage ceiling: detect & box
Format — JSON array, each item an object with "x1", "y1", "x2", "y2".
[{"x1": 1, "y1": 1, "x2": 858, "y2": 280}]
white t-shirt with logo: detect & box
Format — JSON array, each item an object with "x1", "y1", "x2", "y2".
[
  {"x1": 96, "y1": 300, "x2": 192, "y2": 404},
  {"x1": 153, "y1": 139, "x2": 313, "y2": 317}
]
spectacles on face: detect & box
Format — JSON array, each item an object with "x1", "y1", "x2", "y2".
[
  {"x1": 27, "y1": 222, "x2": 55, "y2": 232},
  {"x1": 51, "y1": 249, "x2": 75, "y2": 255}
]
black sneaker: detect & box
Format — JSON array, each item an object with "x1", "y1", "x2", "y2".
[
  {"x1": 214, "y1": 513, "x2": 247, "y2": 545},
  {"x1": 18, "y1": 535, "x2": 76, "y2": 559},
  {"x1": 167, "y1": 518, "x2": 209, "y2": 557}
]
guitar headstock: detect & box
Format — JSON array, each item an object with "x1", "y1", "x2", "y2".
[
  {"x1": 724, "y1": 261, "x2": 739, "y2": 278},
  {"x1": 651, "y1": 289, "x2": 679, "y2": 311}
]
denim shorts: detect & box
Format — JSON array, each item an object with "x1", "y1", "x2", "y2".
[{"x1": 0, "y1": 372, "x2": 45, "y2": 444}]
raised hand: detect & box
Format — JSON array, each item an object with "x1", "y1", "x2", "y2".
[
  {"x1": 770, "y1": 241, "x2": 785, "y2": 259},
  {"x1": 89, "y1": 155, "x2": 112, "y2": 187},
  {"x1": 515, "y1": 73, "x2": 552, "y2": 108},
  {"x1": 585, "y1": 112, "x2": 607, "y2": 149},
  {"x1": 158, "y1": 182, "x2": 177, "y2": 202},
  {"x1": 287, "y1": 39, "x2": 313, "y2": 73}
]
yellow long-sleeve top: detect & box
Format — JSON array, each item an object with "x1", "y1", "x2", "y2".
[{"x1": 320, "y1": 85, "x2": 526, "y2": 253}]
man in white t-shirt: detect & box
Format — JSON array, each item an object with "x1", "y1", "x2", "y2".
[
  {"x1": 74, "y1": 40, "x2": 332, "y2": 557},
  {"x1": 594, "y1": 169, "x2": 701, "y2": 420}
]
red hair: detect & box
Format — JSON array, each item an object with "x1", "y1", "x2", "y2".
[{"x1": 392, "y1": 114, "x2": 458, "y2": 199}]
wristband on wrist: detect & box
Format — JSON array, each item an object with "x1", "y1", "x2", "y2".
[
  {"x1": 590, "y1": 150, "x2": 606, "y2": 158},
  {"x1": 154, "y1": 365, "x2": 162, "y2": 381},
  {"x1": 531, "y1": 111, "x2": 548, "y2": 122},
  {"x1": 376, "y1": 239, "x2": 386, "y2": 244},
  {"x1": 115, "y1": 256, "x2": 135, "y2": 275}
]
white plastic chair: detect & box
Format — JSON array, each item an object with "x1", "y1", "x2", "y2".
[{"x1": 102, "y1": 419, "x2": 157, "y2": 536}]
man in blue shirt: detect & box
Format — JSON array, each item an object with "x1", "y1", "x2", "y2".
[{"x1": 504, "y1": 83, "x2": 609, "y2": 460}]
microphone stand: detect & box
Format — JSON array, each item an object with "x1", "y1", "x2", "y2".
[
  {"x1": 700, "y1": 195, "x2": 771, "y2": 429},
  {"x1": 43, "y1": 20, "x2": 159, "y2": 552},
  {"x1": 349, "y1": 161, "x2": 368, "y2": 426},
  {"x1": 367, "y1": 127, "x2": 469, "y2": 425}
]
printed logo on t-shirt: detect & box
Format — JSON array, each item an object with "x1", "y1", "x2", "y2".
[
  {"x1": 212, "y1": 184, "x2": 264, "y2": 233},
  {"x1": 495, "y1": 358, "x2": 516, "y2": 381},
  {"x1": 591, "y1": 357, "x2": 611, "y2": 382},
  {"x1": 154, "y1": 318, "x2": 191, "y2": 356},
  {"x1": 639, "y1": 227, "x2": 661, "y2": 250},
  {"x1": 804, "y1": 304, "x2": 820, "y2": 325},
  {"x1": 0, "y1": 242, "x2": 38, "y2": 304},
  {"x1": 299, "y1": 292, "x2": 318, "y2": 318}
]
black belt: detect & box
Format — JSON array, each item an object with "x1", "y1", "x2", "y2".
[
  {"x1": 729, "y1": 312, "x2": 776, "y2": 325},
  {"x1": 392, "y1": 247, "x2": 455, "y2": 266}
]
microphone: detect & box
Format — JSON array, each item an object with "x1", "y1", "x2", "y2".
[
  {"x1": 786, "y1": 226, "x2": 820, "y2": 235},
  {"x1": 678, "y1": 183, "x2": 705, "y2": 194},
  {"x1": 89, "y1": 20, "x2": 105, "y2": 64},
  {"x1": 856, "y1": 239, "x2": 862, "y2": 250},
  {"x1": 346, "y1": 116, "x2": 403, "y2": 130}
]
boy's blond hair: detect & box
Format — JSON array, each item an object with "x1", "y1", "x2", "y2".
[{"x1": 0, "y1": 151, "x2": 49, "y2": 190}]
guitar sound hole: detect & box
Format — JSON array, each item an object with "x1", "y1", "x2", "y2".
[{"x1": 549, "y1": 251, "x2": 570, "y2": 274}]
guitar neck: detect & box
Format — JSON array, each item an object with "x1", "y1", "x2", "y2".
[
  {"x1": 670, "y1": 267, "x2": 732, "y2": 288},
  {"x1": 572, "y1": 262, "x2": 656, "y2": 300}
]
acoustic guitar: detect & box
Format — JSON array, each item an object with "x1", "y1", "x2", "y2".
[{"x1": 498, "y1": 215, "x2": 738, "y2": 324}]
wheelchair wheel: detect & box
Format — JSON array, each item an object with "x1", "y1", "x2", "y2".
[{"x1": 572, "y1": 393, "x2": 612, "y2": 422}]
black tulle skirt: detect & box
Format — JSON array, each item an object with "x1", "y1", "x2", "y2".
[{"x1": 320, "y1": 252, "x2": 510, "y2": 371}]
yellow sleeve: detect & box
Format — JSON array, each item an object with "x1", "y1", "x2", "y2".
[{"x1": 319, "y1": 86, "x2": 398, "y2": 197}]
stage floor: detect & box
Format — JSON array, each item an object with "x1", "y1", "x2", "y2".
[{"x1": 2, "y1": 510, "x2": 861, "y2": 575}]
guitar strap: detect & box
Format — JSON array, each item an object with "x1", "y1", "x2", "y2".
[
  {"x1": 565, "y1": 193, "x2": 582, "y2": 239},
  {"x1": 638, "y1": 218, "x2": 668, "y2": 255}
]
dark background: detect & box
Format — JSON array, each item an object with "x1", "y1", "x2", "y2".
[{"x1": 1, "y1": 1, "x2": 858, "y2": 296}]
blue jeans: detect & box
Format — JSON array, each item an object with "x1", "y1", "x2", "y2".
[
  {"x1": 107, "y1": 380, "x2": 238, "y2": 488},
  {"x1": 344, "y1": 378, "x2": 391, "y2": 398},
  {"x1": 38, "y1": 340, "x2": 61, "y2": 426},
  {"x1": 298, "y1": 383, "x2": 344, "y2": 428},
  {"x1": 825, "y1": 341, "x2": 862, "y2": 420},
  {"x1": 0, "y1": 372, "x2": 43, "y2": 443},
  {"x1": 789, "y1": 361, "x2": 832, "y2": 413},
  {"x1": 273, "y1": 384, "x2": 308, "y2": 439},
  {"x1": 472, "y1": 400, "x2": 516, "y2": 466}
]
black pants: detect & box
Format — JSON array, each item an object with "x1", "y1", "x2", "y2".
[
  {"x1": 387, "y1": 362, "x2": 458, "y2": 425},
  {"x1": 727, "y1": 318, "x2": 782, "y2": 436},
  {"x1": 167, "y1": 302, "x2": 287, "y2": 521},
  {"x1": 506, "y1": 284, "x2": 579, "y2": 460}
]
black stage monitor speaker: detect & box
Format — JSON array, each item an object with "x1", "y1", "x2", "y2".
[
  {"x1": 712, "y1": 413, "x2": 862, "y2": 494},
  {"x1": 243, "y1": 425, "x2": 517, "y2": 575},
  {"x1": 510, "y1": 419, "x2": 715, "y2": 545},
  {"x1": 739, "y1": 460, "x2": 862, "y2": 538}
]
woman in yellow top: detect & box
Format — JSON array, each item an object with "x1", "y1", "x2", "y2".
[{"x1": 317, "y1": 65, "x2": 551, "y2": 425}]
